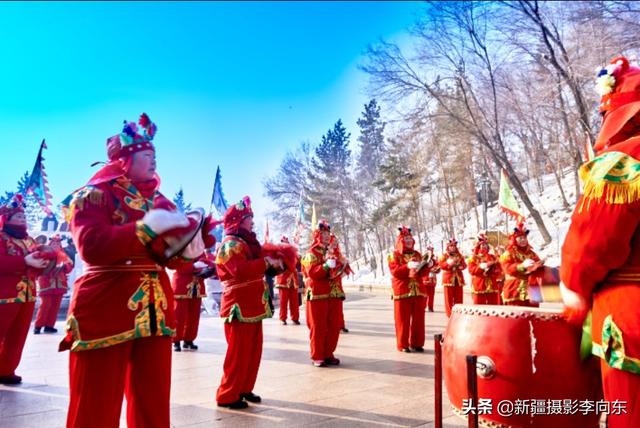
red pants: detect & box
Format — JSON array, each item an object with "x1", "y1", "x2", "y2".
[
  {"x1": 278, "y1": 288, "x2": 299, "y2": 322},
  {"x1": 35, "y1": 294, "x2": 63, "y2": 328},
  {"x1": 472, "y1": 292, "x2": 499, "y2": 305},
  {"x1": 216, "y1": 321, "x2": 263, "y2": 404},
  {"x1": 601, "y1": 362, "x2": 640, "y2": 427},
  {"x1": 67, "y1": 336, "x2": 171, "y2": 428},
  {"x1": 306, "y1": 298, "x2": 342, "y2": 361},
  {"x1": 444, "y1": 286, "x2": 463, "y2": 317},
  {"x1": 425, "y1": 286, "x2": 435, "y2": 311},
  {"x1": 393, "y1": 297, "x2": 426, "y2": 350},
  {"x1": 174, "y1": 298, "x2": 201, "y2": 342},
  {"x1": 0, "y1": 302, "x2": 34, "y2": 376}
]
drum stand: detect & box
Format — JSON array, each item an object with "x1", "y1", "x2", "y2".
[{"x1": 434, "y1": 334, "x2": 479, "y2": 428}]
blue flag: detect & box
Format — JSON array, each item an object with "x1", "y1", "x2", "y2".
[{"x1": 210, "y1": 166, "x2": 228, "y2": 216}]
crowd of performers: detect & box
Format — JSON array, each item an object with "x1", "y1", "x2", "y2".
[{"x1": 1, "y1": 54, "x2": 640, "y2": 426}]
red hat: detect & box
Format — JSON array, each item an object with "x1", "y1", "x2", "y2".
[
  {"x1": 107, "y1": 113, "x2": 157, "y2": 161},
  {"x1": 310, "y1": 219, "x2": 331, "y2": 249},
  {"x1": 0, "y1": 194, "x2": 25, "y2": 224},
  {"x1": 473, "y1": 233, "x2": 489, "y2": 254},
  {"x1": 595, "y1": 57, "x2": 640, "y2": 151},
  {"x1": 395, "y1": 225, "x2": 414, "y2": 253},
  {"x1": 223, "y1": 196, "x2": 253, "y2": 234},
  {"x1": 280, "y1": 236, "x2": 290, "y2": 244}
]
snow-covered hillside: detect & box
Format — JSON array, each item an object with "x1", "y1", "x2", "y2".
[{"x1": 345, "y1": 168, "x2": 579, "y2": 287}]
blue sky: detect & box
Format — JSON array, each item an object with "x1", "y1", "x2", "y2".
[{"x1": 0, "y1": 1, "x2": 421, "y2": 233}]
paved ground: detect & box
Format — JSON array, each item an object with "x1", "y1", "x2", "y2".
[{"x1": 0, "y1": 289, "x2": 468, "y2": 427}]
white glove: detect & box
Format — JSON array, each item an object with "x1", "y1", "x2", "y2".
[
  {"x1": 193, "y1": 261, "x2": 208, "y2": 270},
  {"x1": 522, "y1": 259, "x2": 535, "y2": 268},
  {"x1": 143, "y1": 209, "x2": 189, "y2": 235},
  {"x1": 407, "y1": 261, "x2": 420, "y2": 270},
  {"x1": 325, "y1": 259, "x2": 337, "y2": 269},
  {"x1": 447, "y1": 258, "x2": 455, "y2": 266},
  {"x1": 265, "y1": 256, "x2": 284, "y2": 270},
  {"x1": 25, "y1": 254, "x2": 48, "y2": 269},
  {"x1": 479, "y1": 262, "x2": 488, "y2": 270},
  {"x1": 181, "y1": 231, "x2": 205, "y2": 260}
]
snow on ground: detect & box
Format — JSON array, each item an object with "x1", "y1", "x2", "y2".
[{"x1": 345, "y1": 168, "x2": 579, "y2": 287}]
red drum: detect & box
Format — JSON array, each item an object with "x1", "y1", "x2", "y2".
[{"x1": 444, "y1": 304, "x2": 601, "y2": 427}]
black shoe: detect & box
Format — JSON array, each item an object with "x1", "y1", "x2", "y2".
[
  {"x1": 401, "y1": 348, "x2": 411, "y2": 353},
  {"x1": 44, "y1": 326, "x2": 58, "y2": 333},
  {"x1": 341, "y1": 328, "x2": 349, "y2": 333},
  {"x1": 292, "y1": 320, "x2": 300, "y2": 325},
  {"x1": 34, "y1": 327, "x2": 41, "y2": 335},
  {"x1": 411, "y1": 347, "x2": 425, "y2": 353},
  {"x1": 0, "y1": 375, "x2": 22, "y2": 385},
  {"x1": 183, "y1": 341, "x2": 198, "y2": 350},
  {"x1": 324, "y1": 357, "x2": 340, "y2": 366},
  {"x1": 280, "y1": 320, "x2": 287, "y2": 325},
  {"x1": 173, "y1": 342, "x2": 181, "y2": 352},
  {"x1": 217, "y1": 399, "x2": 249, "y2": 409},
  {"x1": 428, "y1": 308, "x2": 434, "y2": 312},
  {"x1": 241, "y1": 392, "x2": 262, "y2": 403}
]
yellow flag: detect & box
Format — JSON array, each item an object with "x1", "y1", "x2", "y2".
[{"x1": 311, "y1": 203, "x2": 317, "y2": 231}]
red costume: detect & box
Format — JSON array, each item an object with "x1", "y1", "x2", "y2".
[
  {"x1": 561, "y1": 57, "x2": 640, "y2": 427},
  {"x1": 499, "y1": 224, "x2": 543, "y2": 306},
  {"x1": 438, "y1": 238, "x2": 466, "y2": 317},
  {"x1": 35, "y1": 235, "x2": 73, "y2": 333},
  {"x1": 0, "y1": 195, "x2": 40, "y2": 384},
  {"x1": 61, "y1": 114, "x2": 195, "y2": 428},
  {"x1": 171, "y1": 252, "x2": 215, "y2": 351},
  {"x1": 422, "y1": 246, "x2": 439, "y2": 312},
  {"x1": 301, "y1": 220, "x2": 345, "y2": 367},
  {"x1": 275, "y1": 237, "x2": 300, "y2": 324},
  {"x1": 467, "y1": 234, "x2": 502, "y2": 305},
  {"x1": 215, "y1": 196, "x2": 273, "y2": 408},
  {"x1": 327, "y1": 233, "x2": 351, "y2": 333},
  {"x1": 387, "y1": 226, "x2": 427, "y2": 352}
]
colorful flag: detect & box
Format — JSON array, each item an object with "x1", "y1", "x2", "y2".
[
  {"x1": 26, "y1": 139, "x2": 52, "y2": 214},
  {"x1": 210, "y1": 166, "x2": 228, "y2": 216},
  {"x1": 498, "y1": 169, "x2": 524, "y2": 221}
]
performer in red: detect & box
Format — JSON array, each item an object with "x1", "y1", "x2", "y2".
[
  {"x1": 301, "y1": 220, "x2": 344, "y2": 367},
  {"x1": 439, "y1": 238, "x2": 466, "y2": 317},
  {"x1": 328, "y1": 233, "x2": 351, "y2": 334},
  {"x1": 60, "y1": 114, "x2": 202, "y2": 428},
  {"x1": 215, "y1": 196, "x2": 282, "y2": 409},
  {"x1": 0, "y1": 195, "x2": 49, "y2": 384},
  {"x1": 171, "y1": 232, "x2": 216, "y2": 351},
  {"x1": 467, "y1": 234, "x2": 502, "y2": 305},
  {"x1": 275, "y1": 236, "x2": 300, "y2": 325},
  {"x1": 34, "y1": 235, "x2": 73, "y2": 334},
  {"x1": 388, "y1": 226, "x2": 427, "y2": 352},
  {"x1": 561, "y1": 56, "x2": 640, "y2": 427},
  {"x1": 499, "y1": 223, "x2": 543, "y2": 307},
  {"x1": 422, "y1": 245, "x2": 439, "y2": 312}
]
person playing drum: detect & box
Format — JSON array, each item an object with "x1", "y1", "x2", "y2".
[
  {"x1": 422, "y1": 245, "x2": 439, "y2": 312},
  {"x1": 499, "y1": 222, "x2": 544, "y2": 307},
  {"x1": 439, "y1": 238, "x2": 466, "y2": 317},
  {"x1": 467, "y1": 233, "x2": 502, "y2": 305},
  {"x1": 561, "y1": 56, "x2": 640, "y2": 427}
]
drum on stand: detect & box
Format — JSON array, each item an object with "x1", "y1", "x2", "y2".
[{"x1": 443, "y1": 304, "x2": 601, "y2": 427}]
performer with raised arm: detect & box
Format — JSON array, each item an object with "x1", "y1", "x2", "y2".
[
  {"x1": 274, "y1": 236, "x2": 300, "y2": 325},
  {"x1": 422, "y1": 245, "x2": 439, "y2": 312},
  {"x1": 60, "y1": 114, "x2": 206, "y2": 428},
  {"x1": 301, "y1": 220, "x2": 344, "y2": 367},
  {"x1": 215, "y1": 196, "x2": 283, "y2": 409},
  {"x1": 0, "y1": 195, "x2": 49, "y2": 384},
  {"x1": 439, "y1": 238, "x2": 466, "y2": 317},
  {"x1": 499, "y1": 223, "x2": 544, "y2": 307},
  {"x1": 561, "y1": 56, "x2": 640, "y2": 427},
  {"x1": 388, "y1": 226, "x2": 427, "y2": 352},
  {"x1": 34, "y1": 234, "x2": 73, "y2": 334},
  {"x1": 467, "y1": 233, "x2": 502, "y2": 305}
]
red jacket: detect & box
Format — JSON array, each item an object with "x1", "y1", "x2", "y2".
[
  {"x1": 171, "y1": 256, "x2": 215, "y2": 300},
  {"x1": 215, "y1": 235, "x2": 271, "y2": 323},
  {"x1": 467, "y1": 252, "x2": 502, "y2": 294},
  {"x1": 38, "y1": 250, "x2": 73, "y2": 296},
  {"x1": 275, "y1": 269, "x2": 299, "y2": 290},
  {"x1": 60, "y1": 178, "x2": 177, "y2": 352},
  {"x1": 388, "y1": 250, "x2": 427, "y2": 299},
  {"x1": 499, "y1": 246, "x2": 541, "y2": 303},
  {"x1": 301, "y1": 246, "x2": 345, "y2": 300},
  {"x1": 439, "y1": 253, "x2": 466, "y2": 286},
  {"x1": 0, "y1": 231, "x2": 38, "y2": 304}
]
